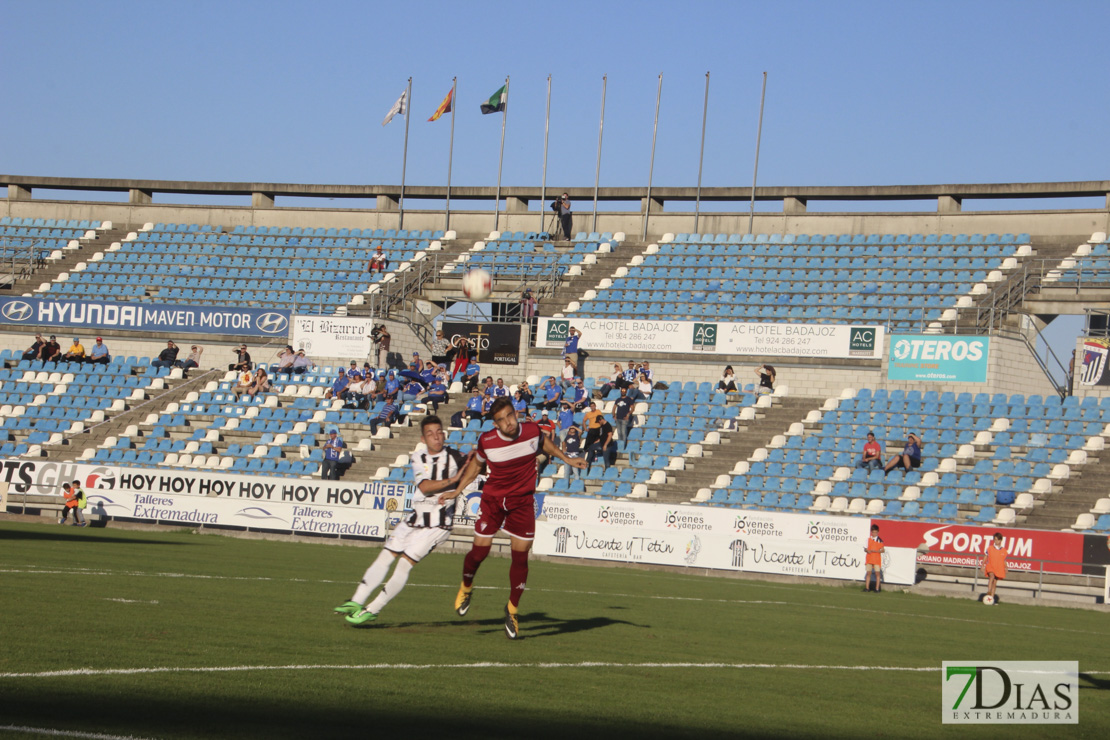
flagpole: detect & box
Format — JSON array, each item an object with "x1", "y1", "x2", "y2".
[
  {"x1": 399, "y1": 77, "x2": 412, "y2": 231},
  {"x1": 494, "y1": 75, "x2": 509, "y2": 232},
  {"x1": 540, "y1": 74, "x2": 551, "y2": 236},
  {"x1": 748, "y1": 71, "x2": 767, "y2": 236},
  {"x1": 694, "y1": 71, "x2": 710, "y2": 235},
  {"x1": 446, "y1": 77, "x2": 457, "y2": 232},
  {"x1": 642, "y1": 73, "x2": 662, "y2": 241},
  {"x1": 593, "y1": 74, "x2": 607, "y2": 233}
]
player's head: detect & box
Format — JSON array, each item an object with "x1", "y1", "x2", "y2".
[
  {"x1": 420, "y1": 416, "x2": 446, "y2": 454},
  {"x1": 489, "y1": 396, "x2": 519, "y2": 438},
  {"x1": 993, "y1": 532, "x2": 1003, "y2": 544}
]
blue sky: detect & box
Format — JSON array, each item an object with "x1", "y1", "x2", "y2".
[{"x1": 3, "y1": 0, "x2": 1104, "y2": 373}]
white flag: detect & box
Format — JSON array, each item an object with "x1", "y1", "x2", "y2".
[{"x1": 382, "y1": 90, "x2": 407, "y2": 126}]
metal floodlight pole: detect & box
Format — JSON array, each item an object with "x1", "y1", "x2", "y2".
[
  {"x1": 694, "y1": 71, "x2": 710, "y2": 234},
  {"x1": 494, "y1": 75, "x2": 509, "y2": 231},
  {"x1": 445, "y1": 77, "x2": 457, "y2": 232},
  {"x1": 399, "y1": 77, "x2": 412, "y2": 230},
  {"x1": 593, "y1": 74, "x2": 607, "y2": 233},
  {"x1": 540, "y1": 74, "x2": 551, "y2": 235},
  {"x1": 747, "y1": 71, "x2": 767, "y2": 235},
  {"x1": 642, "y1": 73, "x2": 663, "y2": 241}
]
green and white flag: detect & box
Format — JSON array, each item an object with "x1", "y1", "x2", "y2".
[{"x1": 480, "y1": 85, "x2": 507, "y2": 115}]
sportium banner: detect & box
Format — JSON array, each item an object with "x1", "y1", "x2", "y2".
[
  {"x1": 886, "y1": 334, "x2": 990, "y2": 383},
  {"x1": 533, "y1": 496, "x2": 872, "y2": 582},
  {"x1": 536, "y1": 318, "x2": 883, "y2": 360},
  {"x1": 292, "y1": 315, "x2": 378, "y2": 359}
]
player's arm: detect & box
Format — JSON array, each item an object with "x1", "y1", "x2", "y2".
[
  {"x1": 544, "y1": 433, "x2": 587, "y2": 469},
  {"x1": 438, "y1": 453, "x2": 484, "y2": 503}
]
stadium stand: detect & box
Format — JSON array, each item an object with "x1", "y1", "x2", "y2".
[{"x1": 442, "y1": 231, "x2": 622, "y2": 290}]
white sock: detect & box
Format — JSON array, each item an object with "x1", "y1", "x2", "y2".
[
  {"x1": 351, "y1": 550, "x2": 395, "y2": 604},
  {"x1": 364, "y1": 558, "x2": 413, "y2": 614}
]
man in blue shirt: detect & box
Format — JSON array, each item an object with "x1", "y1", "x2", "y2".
[
  {"x1": 465, "y1": 390, "x2": 484, "y2": 421},
  {"x1": 420, "y1": 379, "x2": 448, "y2": 413},
  {"x1": 384, "y1": 371, "x2": 400, "y2": 399},
  {"x1": 557, "y1": 402, "x2": 575, "y2": 444},
  {"x1": 492, "y1": 378, "x2": 509, "y2": 398},
  {"x1": 402, "y1": 379, "x2": 424, "y2": 403},
  {"x1": 322, "y1": 429, "x2": 345, "y2": 480},
  {"x1": 369, "y1": 400, "x2": 399, "y2": 435},
  {"x1": 563, "y1": 424, "x2": 583, "y2": 480},
  {"x1": 571, "y1": 378, "x2": 589, "y2": 411},
  {"x1": 540, "y1": 377, "x2": 562, "y2": 411},
  {"x1": 563, "y1": 327, "x2": 580, "y2": 371},
  {"x1": 464, "y1": 362, "x2": 481, "y2": 392},
  {"x1": 87, "y1": 337, "x2": 111, "y2": 365},
  {"x1": 325, "y1": 370, "x2": 349, "y2": 401},
  {"x1": 884, "y1": 432, "x2": 923, "y2": 474}
]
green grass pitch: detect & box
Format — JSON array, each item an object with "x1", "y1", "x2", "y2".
[{"x1": 0, "y1": 521, "x2": 1107, "y2": 739}]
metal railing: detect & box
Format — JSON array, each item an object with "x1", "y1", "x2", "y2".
[
  {"x1": 0, "y1": 238, "x2": 47, "y2": 284},
  {"x1": 919, "y1": 548, "x2": 1106, "y2": 601}
]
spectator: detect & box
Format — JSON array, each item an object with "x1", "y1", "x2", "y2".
[
  {"x1": 409, "y1": 352, "x2": 422, "y2": 373},
  {"x1": 430, "y1": 330, "x2": 450, "y2": 367},
  {"x1": 42, "y1": 336, "x2": 61, "y2": 363},
  {"x1": 276, "y1": 346, "x2": 296, "y2": 373},
  {"x1": 640, "y1": 361, "x2": 654, "y2": 382},
  {"x1": 517, "y1": 380, "x2": 534, "y2": 407},
  {"x1": 151, "y1": 341, "x2": 179, "y2": 369},
  {"x1": 86, "y1": 337, "x2": 110, "y2": 365},
  {"x1": 367, "y1": 370, "x2": 389, "y2": 405},
  {"x1": 520, "y1": 288, "x2": 537, "y2": 321},
  {"x1": 384, "y1": 371, "x2": 400, "y2": 399},
  {"x1": 21, "y1": 334, "x2": 45, "y2": 361},
  {"x1": 420, "y1": 376, "x2": 448, "y2": 413},
  {"x1": 371, "y1": 324, "x2": 390, "y2": 368},
  {"x1": 481, "y1": 393, "x2": 496, "y2": 418},
  {"x1": 368, "y1": 245, "x2": 388, "y2": 274},
  {"x1": 368, "y1": 398, "x2": 399, "y2": 435},
  {"x1": 570, "y1": 378, "x2": 589, "y2": 411},
  {"x1": 553, "y1": 192, "x2": 573, "y2": 241},
  {"x1": 463, "y1": 362, "x2": 481, "y2": 392},
  {"x1": 345, "y1": 374, "x2": 370, "y2": 410},
  {"x1": 537, "y1": 409, "x2": 557, "y2": 441},
  {"x1": 176, "y1": 345, "x2": 204, "y2": 375},
  {"x1": 613, "y1": 386, "x2": 634, "y2": 448},
  {"x1": 856, "y1": 432, "x2": 883, "y2": 471},
  {"x1": 562, "y1": 424, "x2": 584, "y2": 480},
  {"x1": 629, "y1": 372, "x2": 653, "y2": 403},
  {"x1": 883, "y1": 432, "x2": 923, "y2": 474},
  {"x1": 450, "y1": 335, "x2": 471, "y2": 379},
  {"x1": 718, "y1": 365, "x2": 738, "y2": 393},
  {"x1": 492, "y1": 378, "x2": 509, "y2": 398},
  {"x1": 535, "y1": 409, "x2": 559, "y2": 477},
  {"x1": 557, "y1": 402, "x2": 575, "y2": 443},
  {"x1": 324, "y1": 369, "x2": 349, "y2": 401},
  {"x1": 863, "y1": 524, "x2": 885, "y2": 593},
  {"x1": 62, "y1": 337, "x2": 86, "y2": 362},
  {"x1": 618, "y1": 360, "x2": 639, "y2": 389},
  {"x1": 755, "y1": 364, "x2": 775, "y2": 395},
  {"x1": 435, "y1": 363, "x2": 451, "y2": 385},
  {"x1": 58, "y1": 482, "x2": 86, "y2": 526},
  {"x1": 562, "y1": 327, "x2": 581, "y2": 372},
  {"x1": 599, "y1": 363, "x2": 623, "y2": 398},
  {"x1": 401, "y1": 377, "x2": 424, "y2": 404},
  {"x1": 512, "y1": 390, "x2": 528, "y2": 415},
  {"x1": 559, "y1": 359, "x2": 576, "y2": 390},
  {"x1": 291, "y1": 349, "x2": 314, "y2": 375},
  {"x1": 245, "y1": 368, "x2": 272, "y2": 398},
  {"x1": 539, "y1": 377, "x2": 562, "y2": 411},
  {"x1": 465, "y1": 390, "x2": 484, "y2": 422},
  {"x1": 586, "y1": 415, "x2": 615, "y2": 471},
  {"x1": 347, "y1": 361, "x2": 360, "y2": 378},
  {"x1": 582, "y1": 401, "x2": 603, "y2": 450},
  {"x1": 419, "y1": 360, "x2": 438, "y2": 386},
  {"x1": 232, "y1": 345, "x2": 252, "y2": 372},
  {"x1": 480, "y1": 376, "x2": 495, "y2": 398},
  {"x1": 322, "y1": 430, "x2": 345, "y2": 480},
  {"x1": 232, "y1": 368, "x2": 254, "y2": 398}
]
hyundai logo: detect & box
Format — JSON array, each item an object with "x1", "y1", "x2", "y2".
[
  {"x1": 1, "y1": 301, "x2": 34, "y2": 322},
  {"x1": 257, "y1": 312, "x2": 289, "y2": 335}
]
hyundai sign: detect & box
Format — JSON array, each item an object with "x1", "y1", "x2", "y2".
[
  {"x1": 0, "y1": 297, "x2": 290, "y2": 338},
  {"x1": 887, "y1": 334, "x2": 990, "y2": 383}
]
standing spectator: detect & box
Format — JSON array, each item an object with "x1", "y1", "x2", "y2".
[
  {"x1": 863, "y1": 524, "x2": 885, "y2": 593},
  {"x1": 62, "y1": 337, "x2": 86, "y2": 362},
  {"x1": 232, "y1": 345, "x2": 252, "y2": 372},
  {"x1": 42, "y1": 336, "x2": 61, "y2": 362},
  {"x1": 883, "y1": 432, "x2": 922, "y2": 474},
  {"x1": 374, "y1": 325, "x2": 391, "y2": 368},
  {"x1": 562, "y1": 424, "x2": 584, "y2": 480},
  {"x1": 369, "y1": 398, "x2": 399, "y2": 435},
  {"x1": 718, "y1": 365, "x2": 738, "y2": 393},
  {"x1": 981, "y1": 532, "x2": 1008, "y2": 604},
  {"x1": 553, "y1": 192, "x2": 573, "y2": 240},
  {"x1": 322, "y1": 429, "x2": 345, "y2": 480},
  {"x1": 291, "y1": 349, "x2": 314, "y2": 375},
  {"x1": 520, "y1": 288, "x2": 537, "y2": 322},
  {"x1": 557, "y1": 402, "x2": 575, "y2": 443},
  {"x1": 430, "y1": 329, "x2": 450, "y2": 367},
  {"x1": 586, "y1": 416, "x2": 615, "y2": 471},
  {"x1": 368, "y1": 244, "x2": 388, "y2": 273},
  {"x1": 450, "y1": 335, "x2": 471, "y2": 379},
  {"x1": 21, "y1": 334, "x2": 45, "y2": 361},
  {"x1": 176, "y1": 345, "x2": 204, "y2": 375},
  {"x1": 87, "y1": 337, "x2": 110, "y2": 365},
  {"x1": 151, "y1": 341, "x2": 179, "y2": 369},
  {"x1": 582, "y1": 401, "x2": 603, "y2": 450},
  {"x1": 755, "y1": 363, "x2": 775, "y2": 395},
  {"x1": 562, "y1": 327, "x2": 580, "y2": 372},
  {"x1": 613, "y1": 387, "x2": 634, "y2": 448},
  {"x1": 324, "y1": 369, "x2": 349, "y2": 401},
  {"x1": 856, "y1": 432, "x2": 883, "y2": 471}
]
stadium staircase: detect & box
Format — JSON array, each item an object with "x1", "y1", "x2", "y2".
[
  {"x1": 1021, "y1": 449, "x2": 1107, "y2": 531},
  {"x1": 647, "y1": 395, "x2": 819, "y2": 504},
  {"x1": 5, "y1": 224, "x2": 132, "y2": 296},
  {"x1": 542, "y1": 240, "x2": 653, "y2": 316}
]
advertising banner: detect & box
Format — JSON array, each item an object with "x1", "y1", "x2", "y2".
[
  {"x1": 536, "y1": 317, "x2": 883, "y2": 360},
  {"x1": 870, "y1": 519, "x2": 1087, "y2": 577},
  {"x1": 442, "y1": 322, "x2": 521, "y2": 365},
  {"x1": 534, "y1": 497, "x2": 872, "y2": 581},
  {"x1": 886, "y1": 334, "x2": 990, "y2": 383},
  {"x1": 292, "y1": 315, "x2": 378, "y2": 360},
  {"x1": 0, "y1": 296, "x2": 290, "y2": 338},
  {"x1": 0, "y1": 458, "x2": 406, "y2": 539}
]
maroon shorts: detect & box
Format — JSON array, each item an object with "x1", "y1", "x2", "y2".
[{"x1": 475, "y1": 493, "x2": 535, "y2": 540}]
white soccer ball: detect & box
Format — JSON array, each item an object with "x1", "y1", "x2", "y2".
[
  {"x1": 462, "y1": 268, "x2": 492, "y2": 300},
  {"x1": 983, "y1": 594, "x2": 995, "y2": 606}
]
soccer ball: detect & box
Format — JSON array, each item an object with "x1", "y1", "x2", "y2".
[
  {"x1": 983, "y1": 594, "x2": 995, "y2": 605},
  {"x1": 462, "y1": 268, "x2": 492, "y2": 300}
]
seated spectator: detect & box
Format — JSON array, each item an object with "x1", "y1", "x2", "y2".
[
  {"x1": 586, "y1": 415, "x2": 615, "y2": 471},
  {"x1": 409, "y1": 352, "x2": 422, "y2": 373},
  {"x1": 856, "y1": 432, "x2": 883, "y2": 471},
  {"x1": 613, "y1": 386, "x2": 634, "y2": 448},
  {"x1": 367, "y1": 370, "x2": 388, "y2": 404},
  {"x1": 420, "y1": 361, "x2": 438, "y2": 386},
  {"x1": 321, "y1": 429, "x2": 345, "y2": 481},
  {"x1": 570, "y1": 378, "x2": 589, "y2": 411},
  {"x1": 512, "y1": 390, "x2": 528, "y2": 415},
  {"x1": 481, "y1": 376, "x2": 495, "y2": 397},
  {"x1": 346, "y1": 361, "x2": 360, "y2": 378},
  {"x1": 324, "y1": 369, "x2": 349, "y2": 401},
  {"x1": 245, "y1": 368, "x2": 272, "y2": 398},
  {"x1": 435, "y1": 363, "x2": 451, "y2": 385},
  {"x1": 617, "y1": 360, "x2": 638, "y2": 390},
  {"x1": 21, "y1": 334, "x2": 45, "y2": 361},
  {"x1": 368, "y1": 244, "x2": 388, "y2": 274},
  {"x1": 560, "y1": 358, "x2": 576, "y2": 390},
  {"x1": 481, "y1": 393, "x2": 496, "y2": 418},
  {"x1": 718, "y1": 365, "x2": 738, "y2": 393},
  {"x1": 345, "y1": 375, "x2": 371, "y2": 410},
  {"x1": 517, "y1": 380, "x2": 534, "y2": 406},
  {"x1": 492, "y1": 378, "x2": 509, "y2": 398},
  {"x1": 539, "y1": 377, "x2": 562, "y2": 410},
  {"x1": 401, "y1": 378, "x2": 424, "y2": 404},
  {"x1": 598, "y1": 363, "x2": 623, "y2": 398},
  {"x1": 176, "y1": 345, "x2": 204, "y2": 375},
  {"x1": 884, "y1": 432, "x2": 923, "y2": 474},
  {"x1": 86, "y1": 337, "x2": 110, "y2": 365},
  {"x1": 755, "y1": 363, "x2": 775, "y2": 395},
  {"x1": 465, "y1": 390, "x2": 484, "y2": 421},
  {"x1": 276, "y1": 346, "x2": 296, "y2": 373},
  {"x1": 151, "y1": 341, "x2": 179, "y2": 369},
  {"x1": 562, "y1": 424, "x2": 583, "y2": 480},
  {"x1": 232, "y1": 368, "x2": 254, "y2": 398},
  {"x1": 62, "y1": 337, "x2": 86, "y2": 362},
  {"x1": 535, "y1": 409, "x2": 559, "y2": 477},
  {"x1": 384, "y1": 371, "x2": 400, "y2": 399},
  {"x1": 232, "y1": 345, "x2": 252, "y2": 372},
  {"x1": 640, "y1": 361, "x2": 654, "y2": 382},
  {"x1": 628, "y1": 373, "x2": 653, "y2": 403},
  {"x1": 42, "y1": 335, "x2": 61, "y2": 362},
  {"x1": 291, "y1": 349, "x2": 314, "y2": 375},
  {"x1": 463, "y1": 362, "x2": 481, "y2": 392},
  {"x1": 368, "y1": 398, "x2": 399, "y2": 435},
  {"x1": 420, "y1": 377, "x2": 448, "y2": 413}
]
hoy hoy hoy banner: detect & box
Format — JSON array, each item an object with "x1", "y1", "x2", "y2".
[{"x1": 537, "y1": 318, "x2": 883, "y2": 360}]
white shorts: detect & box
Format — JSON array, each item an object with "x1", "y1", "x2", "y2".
[{"x1": 384, "y1": 522, "x2": 451, "y2": 562}]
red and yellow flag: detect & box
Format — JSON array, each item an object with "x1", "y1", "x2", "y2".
[{"x1": 428, "y1": 88, "x2": 454, "y2": 122}]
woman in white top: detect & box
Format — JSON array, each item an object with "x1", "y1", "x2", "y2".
[
  {"x1": 560, "y1": 357, "x2": 576, "y2": 390},
  {"x1": 718, "y1": 365, "x2": 737, "y2": 392}
]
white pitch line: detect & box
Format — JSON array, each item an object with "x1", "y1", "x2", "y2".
[
  {"x1": 0, "y1": 724, "x2": 152, "y2": 740},
  {"x1": 102, "y1": 598, "x2": 159, "y2": 604}
]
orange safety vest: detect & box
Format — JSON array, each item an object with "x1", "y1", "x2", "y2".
[
  {"x1": 865, "y1": 535, "x2": 885, "y2": 566},
  {"x1": 984, "y1": 542, "x2": 1008, "y2": 579},
  {"x1": 62, "y1": 488, "x2": 79, "y2": 509}
]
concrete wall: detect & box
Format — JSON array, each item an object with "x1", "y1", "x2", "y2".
[{"x1": 1072, "y1": 336, "x2": 1110, "y2": 400}]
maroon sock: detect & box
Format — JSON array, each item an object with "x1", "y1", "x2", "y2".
[
  {"x1": 508, "y1": 549, "x2": 529, "y2": 608},
  {"x1": 462, "y1": 544, "x2": 491, "y2": 588}
]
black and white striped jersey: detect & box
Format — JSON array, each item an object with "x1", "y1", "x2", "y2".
[{"x1": 406, "y1": 446, "x2": 466, "y2": 529}]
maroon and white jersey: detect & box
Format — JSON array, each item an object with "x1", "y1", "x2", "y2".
[{"x1": 476, "y1": 420, "x2": 543, "y2": 498}]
